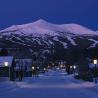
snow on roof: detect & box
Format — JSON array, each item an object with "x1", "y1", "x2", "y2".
[
  {"x1": 89, "y1": 63, "x2": 98, "y2": 69},
  {"x1": 0, "y1": 56, "x2": 14, "y2": 67}
]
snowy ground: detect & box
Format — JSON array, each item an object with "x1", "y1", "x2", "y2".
[{"x1": 0, "y1": 69, "x2": 98, "y2": 98}]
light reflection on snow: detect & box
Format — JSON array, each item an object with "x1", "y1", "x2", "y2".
[{"x1": 17, "y1": 82, "x2": 96, "y2": 89}]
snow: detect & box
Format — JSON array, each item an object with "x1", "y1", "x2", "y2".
[
  {"x1": 1, "y1": 69, "x2": 98, "y2": 98},
  {"x1": 60, "y1": 23, "x2": 98, "y2": 35},
  {"x1": 0, "y1": 19, "x2": 98, "y2": 37},
  {"x1": 48, "y1": 40, "x2": 54, "y2": 45},
  {"x1": 0, "y1": 19, "x2": 98, "y2": 49},
  {"x1": 88, "y1": 39, "x2": 98, "y2": 48},
  {"x1": 0, "y1": 19, "x2": 60, "y2": 37},
  {"x1": 0, "y1": 70, "x2": 98, "y2": 98},
  {"x1": 32, "y1": 39, "x2": 42, "y2": 45},
  {"x1": 10, "y1": 40, "x2": 31, "y2": 47},
  {"x1": 36, "y1": 38, "x2": 42, "y2": 45},
  {"x1": 89, "y1": 63, "x2": 98, "y2": 68},
  {"x1": 12, "y1": 35, "x2": 22, "y2": 41},
  {"x1": 53, "y1": 37, "x2": 67, "y2": 48},
  {"x1": 42, "y1": 50, "x2": 50, "y2": 54},
  {"x1": 66, "y1": 36, "x2": 77, "y2": 46}
]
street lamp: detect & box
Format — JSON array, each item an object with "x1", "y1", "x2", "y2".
[
  {"x1": 60, "y1": 65, "x2": 63, "y2": 69},
  {"x1": 93, "y1": 59, "x2": 97, "y2": 65},
  {"x1": 44, "y1": 68, "x2": 46, "y2": 71},
  {"x1": 73, "y1": 65, "x2": 77, "y2": 76},
  {"x1": 37, "y1": 67, "x2": 39, "y2": 69},
  {"x1": 70, "y1": 66, "x2": 73, "y2": 74},
  {"x1": 32, "y1": 66, "x2": 35, "y2": 70},
  {"x1": 93, "y1": 59, "x2": 97, "y2": 84},
  {"x1": 73, "y1": 65, "x2": 76, "y2": 69},
  {"x1": 4, "y1": 62, "x2": 9, "y2": 67},
  {"x1": 4, "y1": 62, "x2": 10, "y2": 80},
  {"x1": 70, "y1": 66, "x2": 72, "y2": 69}
]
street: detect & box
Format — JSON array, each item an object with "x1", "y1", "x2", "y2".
[{"x1": 0, "y1": 69, "x2": 98, "y2": 98}]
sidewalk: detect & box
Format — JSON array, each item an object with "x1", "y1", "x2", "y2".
[{"x1": 0, "y1": 77, "x2": 18, "y2": 95}]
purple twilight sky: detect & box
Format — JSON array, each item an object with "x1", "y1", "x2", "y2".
[{"x1": 0, "y1": 0, "x2": 98, "y2": 30}]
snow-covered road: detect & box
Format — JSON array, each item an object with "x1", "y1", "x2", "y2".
[{"x1": 0, "y1": 69, "x2": 98, "y2": 98}]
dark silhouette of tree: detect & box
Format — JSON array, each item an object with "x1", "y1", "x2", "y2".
[{"x1": 0, "y1": 48, "x2": 8, "y2": 56}]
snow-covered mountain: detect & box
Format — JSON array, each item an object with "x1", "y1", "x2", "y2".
[
  {"x1": 1, "y1": 19, "x2": 98, "y2": 36},
  {"x1": 0, "y1": 19, "x2": 98, "y2": 59}
]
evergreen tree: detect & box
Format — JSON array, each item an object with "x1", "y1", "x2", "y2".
[{"x1": 0, "y1": 48, "x2": 8, "y2": 56}]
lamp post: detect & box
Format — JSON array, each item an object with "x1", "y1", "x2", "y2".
[
  {"x1": 70, "y1": 66, "x2": 73, "y2": 74},
  {"x1": 32, "y1": 66, "x2": 35, "y2": 70},
  {"x1": 93, "y1": 59, "x2": 97, "y2": 84},
  {"x1": 32, "y1": 66, "x2": 35, "y2": 76},
  {"x1": 4, "y1": 62, "x2": 9, "y2": 67},
  {"x1": 70, "y1": 66, "x2": 72, "y2": 69},
  {"x1": 73, "y1": 65, "x2": 77, "y2": 76},
  {"x1": 4, "y1": 62, "x2": 10, "y2": 80}
]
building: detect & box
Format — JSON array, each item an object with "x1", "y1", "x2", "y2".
[
  {"x1": 0, "y1": 56, "x2": 14, "y2": 77},
  {"x1": 15, "y1": 59, "x2": 33, "y2": 77}
]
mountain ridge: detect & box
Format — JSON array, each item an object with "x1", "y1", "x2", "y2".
[{"x1": 0, "y1": 19, "x2": 97, "y2": 36}]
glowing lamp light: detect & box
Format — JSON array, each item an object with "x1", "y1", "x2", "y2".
[
  {"x1": 4, "y1": 62, "x2": 9, "y2": 67},
  {"x1": 73, "y1": 65, "x2": 76, "y2": 69},
  {"x1": 37, "y1": 67, "x2": 39, "y2": 69},
  {"x1": 44, "y1": 68, "x2": 46, "y2": 70},
  {"x1": 32, "y1": 66, "x2": 35, "y2": 70},
  {"x1": 60, "y1": 65, "x2": 63, "y2": 68},
  {"x1": 57, "y1": 67, "x2": 60, "y2": 70},
  {"x1": 70, "y1": 66, "x2": 72, "y2": 69},
  {"x1": 93, "y1": 59, "x2": 97, "y2": 65},
  {"x1": 52, "y1": 63, "x2": 54, "y2": 66}
]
